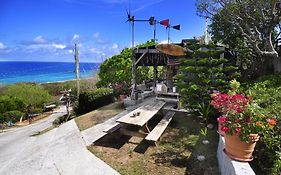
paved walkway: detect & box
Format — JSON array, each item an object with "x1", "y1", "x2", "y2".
[
  {"x1": 0, "y1": 107, "x2": 119, "y2": 175},
  {"x1": 81, "y1": 98, "x2": 157, "y2": 146}
]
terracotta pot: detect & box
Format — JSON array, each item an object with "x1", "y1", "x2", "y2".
[
  {"x1": 217, "y1": 123, "x2": 225, "y2": 136},
  {"x1": 224, "y1": 134, "x2": 259, "y2": 162}
]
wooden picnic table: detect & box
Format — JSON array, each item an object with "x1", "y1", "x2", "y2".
[
  {"x1": 117, "y1": 100, "x2": 165, "y2": 126},
  {"x1": 116, "y1": 100, "x2": 166, "y2": 138}
]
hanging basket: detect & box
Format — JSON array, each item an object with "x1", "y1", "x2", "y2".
[{"x1": 224, "y1": 134, "x2": 259, "y2": 162}]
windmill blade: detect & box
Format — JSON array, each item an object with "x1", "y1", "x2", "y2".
[{"x1": 125, "y1": 9, "x2": 134, "y2": 22}]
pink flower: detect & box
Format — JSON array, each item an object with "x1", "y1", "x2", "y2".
[
  {"x1": 235, "y1": 128, "x2": 241, "y2": 134},
  {"x1": 267, "y1": 119, "x2": 277, "y2": 127},
  {"x1": 221, "y1": 126, "x2": 229, "y2": 133},
  {"x1": 217, "y1": 116, "x2": 227, "y2": 123}
]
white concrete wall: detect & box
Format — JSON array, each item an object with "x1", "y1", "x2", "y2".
[{"x1": 217, "y1": 135, "x2": 256, "y2": 175}]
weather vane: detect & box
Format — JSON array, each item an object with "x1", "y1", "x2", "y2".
[{"x1": 126, "y1": 10, "x2": 181, "y2": 100}]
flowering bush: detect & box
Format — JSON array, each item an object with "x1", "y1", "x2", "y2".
[
  {"x1": 113, "y1": 82, "x2": 130, "y2": 96},
  {"x1": 211, "y1": 92, "x2": 277, "y2": 142}
]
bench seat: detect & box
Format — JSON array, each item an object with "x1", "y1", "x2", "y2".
[
  {"x1": 103, "y1": 123, "x2": 124, "y2": 133},
  {"x1": 145, "y1": 111, "x2": 175, "y2": 142}
]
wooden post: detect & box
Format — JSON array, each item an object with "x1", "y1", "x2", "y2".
[
  {"x1": 153, "y1": 66, "x2": 157, "y2": 90},
  {"x1": 131, "y1": 18, "x2": 138, "y2": 100},
  {"x1": 74, "y1": 43, "x2": 80, "y2": 99}
]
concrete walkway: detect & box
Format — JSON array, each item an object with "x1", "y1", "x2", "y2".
[
  {"x1": 81, "y1": 98, "x2": 157, "y2": 146},
  {"x1": 0, "y1": 108, "x2": 119, "y2": 175}
]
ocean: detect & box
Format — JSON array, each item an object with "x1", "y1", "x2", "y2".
[{"x1": 0, "y1": 61, "x2": 100, "y2": 84}]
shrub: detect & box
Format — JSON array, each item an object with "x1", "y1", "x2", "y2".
[
  {"x1": 176, "y1": 45, "x2": 240, "y2": 111},
  {"x1": 0, "y1": 95, "x2": 25, "y2": 113},
  {"x1": 242, "y1": 73, "x2": 281, "y2": 174},
  {"x1": 5, "y1": 84, "x2": 51, "y2": 109},
  {"x1": 2, "y1": 110, "x2": 22, "y2": 123},
  {"x1": 76, "y1": 88, "x2": 114, "y2": 114}
]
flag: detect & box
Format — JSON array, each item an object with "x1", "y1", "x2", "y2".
[
  {"x1": 172, "y1": 24, "x2": 180, "y2": 30},
  {"x1": 160, "y1": 19, "x2": 170, "y2": 27}
]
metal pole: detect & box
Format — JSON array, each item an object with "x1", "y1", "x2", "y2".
[
  {"x1": 153, "y1": 20, "x2": 156, "y2": 42},
  {"x1": 168, "y1": 27, "x2": 170, "y2": 44},
  {"x1": 131, "y1": 18, "x2": 137, "y2": 100},
  {"x1": 74, "y1": 43, "x2": 80, "y2": 99}
]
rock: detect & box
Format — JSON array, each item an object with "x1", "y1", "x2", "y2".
[
  {"x1": 202, "y1": 140, "x2": 210, "y2": 145},
  {"x1": 197, "y1": 155, "x2": 206, "y2": 161},
  {"x1": 207, "y1": 123, "x2": 214, "y2": 129}
]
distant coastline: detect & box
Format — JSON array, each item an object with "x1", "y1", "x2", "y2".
[{"x1": 0, "y1": 61, "x2": 100, "y2": 85}]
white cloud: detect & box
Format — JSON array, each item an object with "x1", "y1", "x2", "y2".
[
  {"x1": 112, "y1": 43, "x2": 118, "y2": 49},
  {"x1": 33, "y1": 36, "x2": 46, "y2": 44},
  {"x1": 73, "y1": 34, "x2": 80, "y2": 40},
  {"x1": 133, "y1": 0, "x2": 165, "y2": 12},
  {"x1": 159, "y1": 40, "x2": 169, "y2": 44},
  {"x1": 93, "y1": 32, "x2": 100, "y2": 39},
  {"x1": 0, "y1": 42, "x2": 6, "y2": 49},
  {"x1": 71, "y1": 34, "x2": 80, "y2": 43},
  {"x1": 52, "y1": 43, "x2": 66, "y2": 49}
]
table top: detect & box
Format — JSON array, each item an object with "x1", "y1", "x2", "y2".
[
  {"x1": 155, "y1": 92, "x2": 179, "y2": 96},
  {"x1": 117, "y1": 100, "x2": 166, "y2": 127}
]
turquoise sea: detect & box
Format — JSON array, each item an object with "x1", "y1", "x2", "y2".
[{"x1": 0, "y1": 61, "x2": 100, "y2": 84}]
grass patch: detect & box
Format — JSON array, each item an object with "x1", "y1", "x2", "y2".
[
  {"x1": 30, "y1": 125, "x2": 56, "y2": 136},
  {"x1": 75, "y1": 102, "x2": 124, "y2": 131},
  {"x1": 87, "y1": 113, "x2": 219, "y2": 175}
]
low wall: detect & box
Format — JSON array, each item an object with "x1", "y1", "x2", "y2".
[{"x1": 217, "y1": 135, "x2": 256, "y2": 175}]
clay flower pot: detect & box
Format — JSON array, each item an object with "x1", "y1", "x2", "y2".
[{"x1": 224, "y1": 134, "x2": 259, "y2": 162}]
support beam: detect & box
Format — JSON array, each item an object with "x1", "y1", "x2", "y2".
[
  {"x1": 135, "y1": 51, "x2": 148, "y2": 65},
  {"x1": 153, "y1": 66, "x2": 157, "y2": 90}
]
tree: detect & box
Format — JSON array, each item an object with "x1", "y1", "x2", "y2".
[
  {"x1": 5, "y1": 84, "x2": 51, "y2": 109},
  {"x1": 196, "y1": 0, "x2": 281, "y2": 73},
  {"x1": 97, "y1": 40, "x2": 157, "y2": 88}
]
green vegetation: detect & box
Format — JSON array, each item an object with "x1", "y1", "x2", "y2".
[
  {"x1": 0, "y1": 84, "x2": 51, "y2": 123},
  {"x1": 5, "y1": 84, "x2": 51, "y2": 108},
  {"x1": 196, "y1": 0, "x2": 281, "y2": 77},
  {"x1": 88, "y1": 113, "x2": 219, "y2": 175},
  {"x1": 176, "y1": 45, "x2": 239, "y2": 111},
  {"x1": 97, "y1": 40, "x2": 162, "y2": 92},
  {"x1": 42, "y1": 77, "x2": 98, "y2": 96},
  {"x1": 75, "y1": 102, "x2": 124, "y2": 131},
  {"x1": 242, "y1": 73, "x2": 281, "y2": 174},
  {"x1": 76, "y1": 87, "x2": 114, "y2": 114}
]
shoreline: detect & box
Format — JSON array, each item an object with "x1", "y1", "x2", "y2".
[
  {"x1": 0, "y1": 71, "x2": 99, "y2": 86},
  {"x1": 39, "y1": 76, "x2": 98, "y2": 85},
  {"x1": 0, "y1": 75, "x2": 99, "y2": 87}
]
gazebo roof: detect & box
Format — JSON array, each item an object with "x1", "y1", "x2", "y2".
[{"x1": 134, "y1": 44, "x2": 186, "y2": 67}]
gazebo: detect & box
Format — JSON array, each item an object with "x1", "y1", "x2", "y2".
[{"x1": 130, "y1": 43, "x2": 187, "y2": 102}]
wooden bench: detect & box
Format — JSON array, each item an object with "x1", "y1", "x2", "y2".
[
  {"x1": 103, "y1": 123, "x2": 124, "y2": 133},
  {"x1": 145, "y1": 111, "x2": 175, "y2": 143}
]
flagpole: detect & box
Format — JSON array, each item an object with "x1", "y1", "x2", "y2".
[
  {"x1": 131, "y1": 17, "x2": 137, "y2": 100},
  {"x1": 168, "y1": 27, "x2": 170, "y2": 44},
  {"x1": 153, "y1": 20, "x2": 156, "y2": 42}
]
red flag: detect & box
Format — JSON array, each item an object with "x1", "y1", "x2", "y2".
[{"x1": 160, "y1": 19, "x2": 170, "y2": 27}]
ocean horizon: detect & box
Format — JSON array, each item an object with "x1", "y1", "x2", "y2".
[{"x1": 0, "y1": 61, "x2": 100, "y2": 84}]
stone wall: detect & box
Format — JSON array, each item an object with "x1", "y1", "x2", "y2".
[{"x1": 217, "y1": 135, "x2": 256, "y2": 175}]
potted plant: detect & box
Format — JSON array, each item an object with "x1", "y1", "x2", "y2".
[{"x1": 211, "y1": 80, "x2": 277, "y2": 161}]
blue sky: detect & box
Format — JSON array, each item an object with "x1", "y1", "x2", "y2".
[{"x1": 0, "y1": 0, "x2": 206, "y2": 62}]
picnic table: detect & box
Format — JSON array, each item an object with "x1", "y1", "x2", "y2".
[{"x1": 116, "y1": 100, "x2": 166, "y2": 138}]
